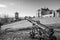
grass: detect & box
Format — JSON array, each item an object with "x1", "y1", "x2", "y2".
[
  {"x1": 1, "y1": 30, "x2": 38, "y2": 40},
  {"x1": 0, "y1": 29, "x2": 59, "y2": 40},
  {"x1": 1, "y1": 17, "x2": 60, "y2": 40}
]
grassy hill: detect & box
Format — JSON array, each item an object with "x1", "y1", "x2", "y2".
[
  {"x1": 1, "y1": 20, "x2": 32, "y2": 30},
  {"x1": 1, "y1": 17, "x2": 60, "y2": 31},
  {"x1": 33, "y1": 17, "x2": 60, "y2": 27}
]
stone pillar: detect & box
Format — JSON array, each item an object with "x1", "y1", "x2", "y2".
[
  {"x1": 55, "y1": 11, "x2": 59, "y2": 17},
  {"x1": 52, "y1": 10, "x2": 55, "y2": 17},
  {"x1": 38, "y1": 9, "x2": 41, "y2": 17}
]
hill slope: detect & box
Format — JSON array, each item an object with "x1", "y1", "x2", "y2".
[{"x1": 1, "y1": 20, "x2": 32, "y2": 30}]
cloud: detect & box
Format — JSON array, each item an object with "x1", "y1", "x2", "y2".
[{"x1": 0, "y1": 4, "x2": 7, "y2": 8}]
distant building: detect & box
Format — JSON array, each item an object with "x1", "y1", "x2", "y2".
[{"x1": 37, "y1": 8, "x2": 55, "y2": 17}]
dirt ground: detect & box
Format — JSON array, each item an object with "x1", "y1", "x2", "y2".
[{"x1": 0, "y1": 30, "x2": 60, "y2": 40}]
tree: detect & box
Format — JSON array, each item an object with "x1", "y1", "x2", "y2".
[{"x1": 24, "y1": 16, "x2": 28, "y2": 19}]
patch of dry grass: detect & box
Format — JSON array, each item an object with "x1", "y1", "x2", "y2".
[
  {"x1": 0, "y1": 29, "x2": 60, "y2": 40},
  {"x1": 0, "y1": 30, "x2": 38, "y2": 40}
]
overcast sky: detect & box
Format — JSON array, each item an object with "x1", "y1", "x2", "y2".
[{"x1": 0, "y1": 0, "x2": 60, "y2": 17}]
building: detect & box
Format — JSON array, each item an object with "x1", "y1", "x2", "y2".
[{"x1": 37, "y1": 8, "x2": 55, "y2": 17}]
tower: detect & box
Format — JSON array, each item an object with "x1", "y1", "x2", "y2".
[{"x1": 15, "y1": 12, "x2": 19, "y2": 20}]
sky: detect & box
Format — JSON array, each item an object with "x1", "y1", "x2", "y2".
[{"x1": 0, "y1": 0, "x2": 60, "y2": 17}]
